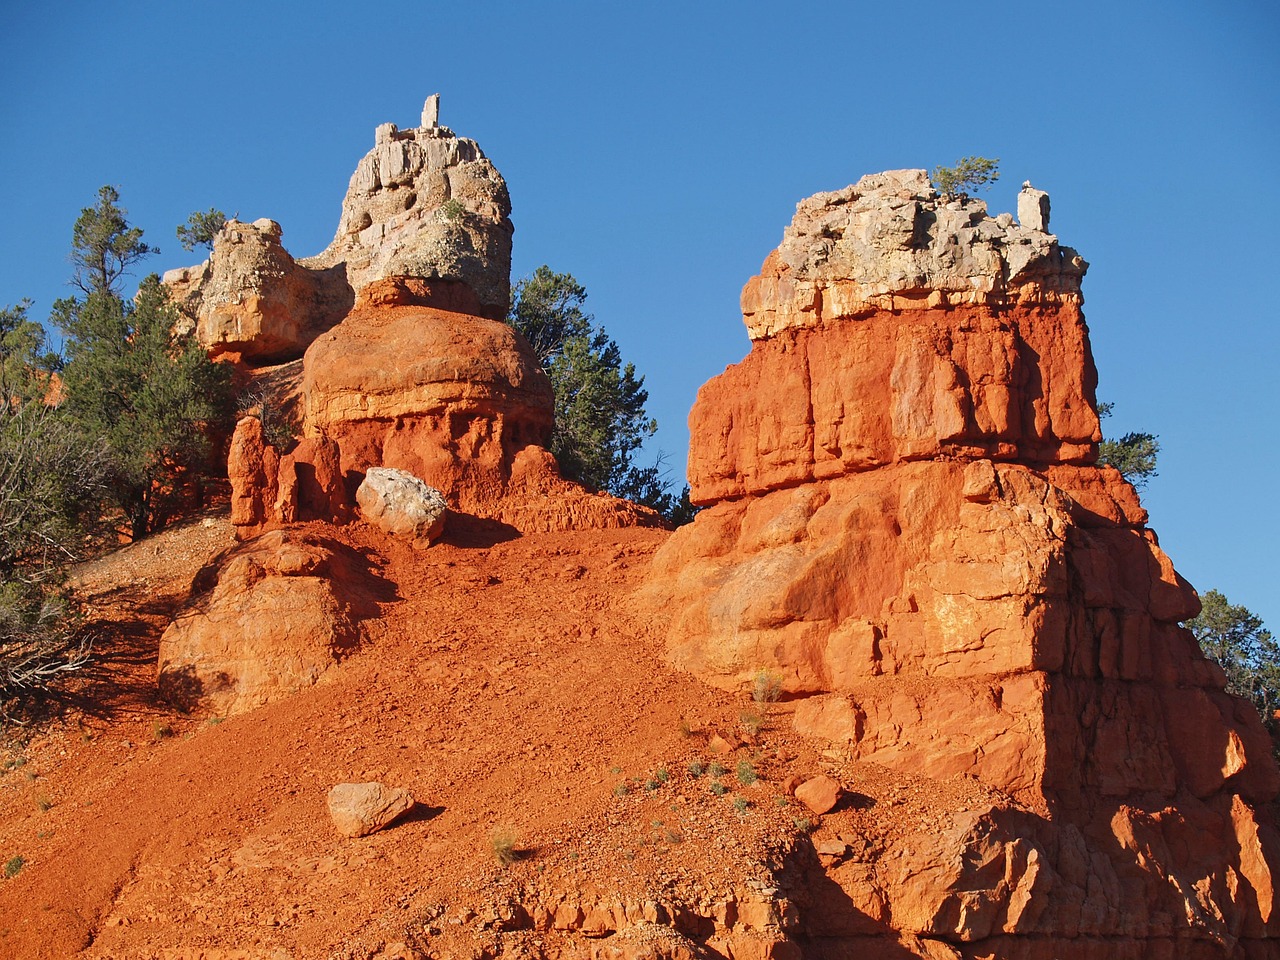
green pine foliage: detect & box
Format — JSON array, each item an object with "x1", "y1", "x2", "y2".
[
  {"x1": 931, "y1": 157, "x2": 1000, "y2": 200},
  {"x1": 52, "y1": 187, "x2": 234, "y2": 540},
  {"x1": 509, "y1": 266, "x2": 699, "y2": 523},
  {"x1": 1096, "y1": 402, "x2": 1160, "y2": 489},
  {"x1": 176, "y1": 208, "x2": 228, "y2": 253},
  {"x1": 1185, "y1": 591, "x2": 1278, "y2": 733}
]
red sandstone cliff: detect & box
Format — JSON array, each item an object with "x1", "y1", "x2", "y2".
[{"x1": 643, "y1": 170, "x2": 1280, "y2": 956}]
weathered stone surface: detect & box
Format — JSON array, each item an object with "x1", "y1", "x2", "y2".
[
  {"x1": 356, "y1": 467, "x2": 447, "y2": 547},
  {"x1": 642, "y1": 172, "x2": 1280, "y2": 952},
  {"x1": 164, "y1": 96, "x2": 514, "y2": 362},
  {"x1": 302, "y1": 95, "x2": 513, "y2": 320},
  {"x1": 300, "y1": 288, "x2": 661, "y2": 533},
  {"x1": 157, "y1": 530, "x2": 384, "y2": 715},
  {"x1": 227, "y1": 416, "x2": 347, "y2": 540},
  {"x1": 164, "y1": 219, "x2": 353, "y2": 361},
  {"x1": 794, "y1": 775, "x2": 843, "y2": 815},
  {"x1": 326, "y1": 782, "x2": 415, "y2": 838},
  {"x1": 741, "y1": 169, "x2": 1085, "y2": 341},
  {"x1": 688, "y1": 304, "x2": 1101, "y2": 504}
]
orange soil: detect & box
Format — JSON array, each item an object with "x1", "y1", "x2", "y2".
[{"x1": 0, "y1": 512, "x2": 1002, "y2": 959}]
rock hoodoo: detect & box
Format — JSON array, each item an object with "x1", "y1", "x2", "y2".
[
  {"x1": 164, "y1": 94, "x2": 513, "y2": 360},
  {"x1": 173, "y1": 98, "x2": 659, "y2": 537},
  {"x1": 643, "y1": 171, "x2": 1280, "y2": 955}
]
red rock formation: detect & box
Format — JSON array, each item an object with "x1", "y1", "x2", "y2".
[
  {"x1": 642, "y1": 171, "x2": 1280, "y2": 955},
  {"x1": 157, "y1": 530, "x2": 386, "y2": 716}
]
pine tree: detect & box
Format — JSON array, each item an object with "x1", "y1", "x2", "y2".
[{"x1": 52, "y1": 187, "x2": 234, "y2": 540}]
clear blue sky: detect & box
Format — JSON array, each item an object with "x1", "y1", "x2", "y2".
[{"x1": 2, "y1": 1, "x2": 1277, "y2": 630}]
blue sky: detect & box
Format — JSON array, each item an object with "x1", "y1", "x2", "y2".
[{"x1": 2, "y1": 1, "x2": 1277, "y2": 630}]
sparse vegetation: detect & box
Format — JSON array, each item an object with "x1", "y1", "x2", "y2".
[
  {"x1": 4, "y1": 855, "x2": 23, "y2": 878},
  {"x1": 1186, "y1": 590, "x2": 1277, "y2": 732},
  {"x1": 176, "y1": 207, "x2": 228, "y2": 253},
  {"x1": 931, "y1": 156, "x2": 1000, "y2": 200},
  {"x1": 613, "y1": 783, "x2": 629, "y2": 798},
  {"x1": 35, "y1": 796, "x2": 51, "y2": 812},
  {"x1": 1097, "y1": 402, "x2": 1159, "y2": 489},
  {"x1": 655, "y1": 767, "x2": 669, "y2": 784},
  {"x1": 710, "y1": 782, "x2": 728, "y2": 796},
  {"x1": 438, "y1": 198, "x2": 465, "y2": 221},
  {"x1": 708, "y1": 762, "x2": 728, "y2": 778},
  {"x1": 733, "y1": 797, "x2": 751, "y2": 814},
  {"x1": 736, "y1": 761, "x2": 758, "y2": 786},
  {"x1": 490, "y1": 826, "x2": 519, "y2": 866},
  {"x1": 739, "y1": 709, "x2": 764, "y2": 736},
  {"x1": 688, "y1": 760, "x2": 705, "y2": 778},
  {"x1": 151, "y1": 721, "x2": 173, "y2": 741}
]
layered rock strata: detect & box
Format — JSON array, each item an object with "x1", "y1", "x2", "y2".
[{"x1": 643, "y1": 171, "x2": 1280, "y2": 955}]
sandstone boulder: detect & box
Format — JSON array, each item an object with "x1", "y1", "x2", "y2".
[
  {"x1": 157, "y1": 530, "x2": 386, "y2": 715},
  {"x1": 326, "y1": 782, "x2": 415, "y2": 838},
  {"x1": 794, "y1": 775, "x2": 843, "y2": 815},
  {"x1": 356, "y1": 467, "x2": 447, "y2": 547}
]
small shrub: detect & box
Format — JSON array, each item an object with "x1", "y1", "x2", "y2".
[
  {"x1": 677, "y1": 719, "x2": 693, "y2": 738},
  {"x1": 490, "y1": 827, "x2": 519, "y2": 866},
  {"x1": 644, "y1": 778, "x2": 660, "y2": 792},
  {"x1": 736, "y1": 761, "x2": 758, "y2": 786},
  {"x1": 740, "y1": 709, "x2": 764, "y2": 736},
  {"x1": 708, "y1": 762, "x2": 728, "y2": 778},
  {"x1": 439, "y1": 198, "x2": 466, "y2": 221},
  {"x1": 3, "y1": 855, "x2": 22, "y2": 878},
  {"x1": 751, "y1": 669, "x2": 782, "y2": 708},
  {"x1": 688, "y1": 760, "x2": 705, "y2": 778},
  {"x1": 151, "y1": 721, "x2": 173, "y2": 741},
  {"x1": 664, "y1": 828, "x2": 683, "y2": 844},
  {"x1": 931, "y1": 156, "x2": 1000, "y2": 200},
  {"x1": 613, "y1": 783, "x2": 629, "y2": 798},
  {"x1": 609, "y1": 766, "x2": 622, "y2": 775},
  {"x1": 35, "y1": 796, "x2": 51, "y2": 812},
  {"x1": 710, "y1": 782, "x2": 728, "y2": 796},
  {"x1": 655, "y1": 767, "x2": 669, "y2": 784},
  {"x1": 733, "y1": 797, "x2": 751, "y2": 814},
  {"x1": 794, "y1": 817, "x2": 813, "y2": 833}
]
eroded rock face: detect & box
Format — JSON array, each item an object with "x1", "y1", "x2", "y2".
[
  {"x1": 157, "y1": 530, "x2": 385, "y2": 715},
  {"x1": 301, "y1": 103, "x2": 513, "y2": 320},
  {"x1": 164, "y1": 219, "x2": 354, "y2": 362},
  {"x1": 300, "y1": 281, "x2": 662, "y2": 533},
  {"x1": 164, "y1": 96, "x2": 513, "y2": 361},
  {"x1": 741, "y1": 169, "x2": 1085, "y2": 341},
  {"x1": 642, "y1": 173, "x2": 1280, "y2": 953}
]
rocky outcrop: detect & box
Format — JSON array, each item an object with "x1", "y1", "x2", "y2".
[
  {"x1": 642, "y1": 172, "x2": 1280, "y2": 954},
  {"x1": 302, "y1": 94, "x2": 513, "y2": 321},
  {"x1": 226, "y1": 416, "x2": 347, "y2": 540},
  {"x1": 741, "y1": 169, "x2": 1085, "y2": 341},
  {"x1": 164, "y1": 95, "x2": 513, "y2": 361},
  {"x1": 164, "y1": 218, "x2": 354, "y2": 362},
  {"x1": 157, "y1": 530, "x2": 387, "y2": 716}
]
